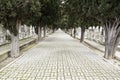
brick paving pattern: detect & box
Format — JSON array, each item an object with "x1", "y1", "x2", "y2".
[{"x1": 0, "y1": 30, "x2": 120, "y2": 80}]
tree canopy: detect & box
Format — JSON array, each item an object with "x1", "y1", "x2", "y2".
[{"x1": 0, "y1": 0, "x2": 120, "y2": 59}]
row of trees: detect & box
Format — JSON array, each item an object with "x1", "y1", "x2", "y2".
[
  {"x1": 0, "y1": 0, "x2": 119, "y2": 59},
  {"x1": 62, "y1": 0, "x2": 120, "y2": 59},
  {"x1": 0, "y1": 0, "x2": 61, "y2": 57}
]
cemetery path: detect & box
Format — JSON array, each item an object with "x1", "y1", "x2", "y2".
[{"x1": 0, "y1": 29, "x2": 120, "y2": 80}]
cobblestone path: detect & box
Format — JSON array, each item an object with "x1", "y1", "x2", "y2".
[{"x1": 0, "y1": 30, "x2": 120, "y2": 80}]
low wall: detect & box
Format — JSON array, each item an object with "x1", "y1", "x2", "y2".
[{"x1": 0, "y1": 38, "x2": 36, "y2": 62}]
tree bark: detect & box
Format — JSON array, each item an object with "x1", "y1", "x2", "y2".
[
  {"x1": 10, "y1": 33, "x2": 19, "y2": 57},
  {"x1": 38, "y1": 27, "x2": 42, "y2": 41},
  {"x1": 43, "y1": 26, "x2": 46, "y2": 37},
  {"x1": 52, "y1": 27, "x2": 55, "y2": 33},
  {"x1": 104, "y1": 19, "x2": 120, "y2": 59},
  {"x1": 71, "y1": 29, "x2": 73, "y2": 36},
  {"x1": 73, "y1": 27, "x2": 76, "y2": 38},
  {"x1": 101, "y1": 27, "x2": 104, "y2": 35},
  {"x1": 10, "y1": 20, "x2": 20, "y2": 57},
  {"x1": 80, "y1": 27, "x2": 85, "y2": 42}
]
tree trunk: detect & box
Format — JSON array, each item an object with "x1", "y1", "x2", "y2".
[
  {"x1": 53, "y1": 29, "x2": 55, "y2": 33},
  {"x1": 71, "y1": 29, "x2": 73, "y2": 36},
  {"x1": 10, "y1": 33, "x2": 19, "y2": 57},
  {"x1": 10, "y1": 20, "x2": 20, "y2": 57},
  {"x1": 101, "y1": 27, "x2": 104, "y2": 35},
  {"x1": 43, "y1": 26, "x2": 46, "y2": 37},
  {"x1": 80, "y1": 27, "x2": 85, "y2": 42},
  {"x1": 104, "y1": 19, "x2": 120, "y2": 59},
  {"x1": 38, "y1": 27, "x2": 42, "y2": 41},
  {"x1": 73, "y1": 27, "x2": 76, "y2": 38},
  {"x1": 52, "y1": 27, "x2": 55, "y2": 33},
  {"x1": 66, "y1": 28, "x2": 68, "y2": 33}
]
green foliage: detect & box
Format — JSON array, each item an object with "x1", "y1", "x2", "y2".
[
  {"x1": 63, "y1": 0, "x2": 120, "y2": 29},
  {"x1": 40, "y1": 0, "x2": 61, "y2": 26},
  {"x1": 0, "y1": 0, "x2": 41, "y2": 36},
  {"x1": 1, "y1": 0, "x2": 119, "y2": 35},
  {"x1": 23, "y1": 0, "x2": 41, "y2": 27}
]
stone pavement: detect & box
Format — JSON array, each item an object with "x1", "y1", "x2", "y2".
[{"x1": 0, "y1": 30, "x2": 120, "y2": 80}]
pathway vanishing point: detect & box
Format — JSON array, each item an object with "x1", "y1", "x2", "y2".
[{"x1": 0, "y1": 29, "x2": 120, "y2": 80}]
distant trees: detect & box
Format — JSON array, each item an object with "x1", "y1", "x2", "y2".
[{"x1": 33, "y1": 0, "x2": 61, "y2": 39}]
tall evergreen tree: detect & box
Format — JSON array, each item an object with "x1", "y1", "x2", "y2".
[{"x1": 0, "y1": 0, "x2": 41, "y2": 57}]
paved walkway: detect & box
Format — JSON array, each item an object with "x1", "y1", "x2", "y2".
[{"x1": 0, "y1": 30, "x2": 120, "y2": 80}]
